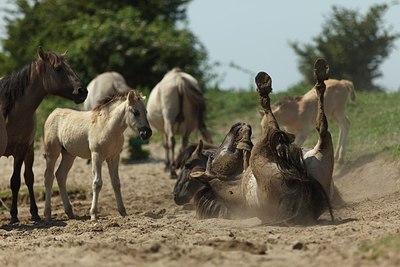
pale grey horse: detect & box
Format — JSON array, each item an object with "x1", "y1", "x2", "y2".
[
  {"x1": 147, "y1": 68, "x2": 213, "y2": 178},
  {"x1": 83, "y1": 71, "x2": 132, "y2": 110}
]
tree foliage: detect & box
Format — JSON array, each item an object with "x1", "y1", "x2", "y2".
[
  {"x1": 290, "y1": 4, "x2": 399, "y2": 91},
  {"x1": 0, "y1": 0, "x2": 209, "y2": 88}
]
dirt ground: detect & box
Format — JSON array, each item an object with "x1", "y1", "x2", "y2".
[{"x1": 1, "y1": 139, "x2": 400, "y2": 267}]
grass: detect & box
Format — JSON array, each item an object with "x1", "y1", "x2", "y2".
[
  {"x1": 359, "y1": 235, "x2": 400, "y2": 261},
  {"x1": 35, "y1": 84, "x2": 400, "y2": 164}
]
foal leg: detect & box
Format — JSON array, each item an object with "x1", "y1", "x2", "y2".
[
  {"x1": 44, "y1": 150, "x2": 60, "y2": 221},
  {"x1": 334, "y1": 114, "x2": 350, "y2": 164},
  {"x1": 9, "y1": 155, "x2": 23, "y2": 223},
  {"x1": 55, "y1": 152, "x2": 76, "y2": 219},
  {"x1": 90, "y1": 152, "x2": 103, "y2": 221},
  {"x1": 106, "y1": 155, "x2": 127, "y2": 217},
  {"x1": 23, "y1": 146, "x2": 40, "y2": 221}
]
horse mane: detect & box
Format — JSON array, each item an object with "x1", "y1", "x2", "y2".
[
  {"x1": 0, "y1": 63, "x2": 33, "y2": 118},
  {"x1": 265, "y1": 128, "x2": 333, "y2": 224},
  {"x1": 92, "y1": 89, "x2": 143, "y2": 112},
  {"x1": 175, "y1": 141, "x2": 217, "y2": 170},
  {"x1": 0, "y1": 51, "x2": 67, "y2": 118},
  {"x1": 193, "y1": 187, "x2": 231, "y2": 219}
]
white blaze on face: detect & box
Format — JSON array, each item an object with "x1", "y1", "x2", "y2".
[{"x1": 245, "y1": 173, "x2": 260, "y2": 209}]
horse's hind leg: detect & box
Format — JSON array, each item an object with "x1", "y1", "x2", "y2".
[
  {"x1": 55, "y1": 151, "x2": 76, "y2": 219},
  {"x1": 24, "y1": 146, "x2": 40, "y2": 221},
  {"x1": 9, "y1": 155, "x2": 24, "y2": 223},
  {"x1": 107, "y1": 155, "x2": 127, "y2": 216},
  {"x1": 334, "y1": 114, "x2": 350, "y2": 164}
]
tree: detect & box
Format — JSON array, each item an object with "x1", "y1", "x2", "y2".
[
  {"x1": 0, "y1": 0, "x2": 209, "y2": 88},
  {"x1": 290, "y1": 4, "x2": 399, "y2": 91}
]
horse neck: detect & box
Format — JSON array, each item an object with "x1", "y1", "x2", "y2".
[
  {"x1": 102, "y1": 100, "x2": 128, "y2": 134},
  {"x1": 12, "y1": 75, "x2": 47, "y2": 114}
]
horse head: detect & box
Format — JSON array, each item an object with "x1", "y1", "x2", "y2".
[
  {"x1": 173, "y1": 140, "x2": 214, "y2": 205},
  {"x1": 126, "y1": 90, "x2": 152, "y2": 140},
  {"x1": 36, "y1": 47, "x2": 87, "y2": 104}
]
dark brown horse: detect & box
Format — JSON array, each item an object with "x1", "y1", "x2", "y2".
[{"x1": 0, "y1": 47, "x2": 87, "y2": 223}]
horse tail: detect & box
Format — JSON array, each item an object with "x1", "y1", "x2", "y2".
[
  {"x1": 178, "y1": 76, "x2": 213, "y2": 143},
  {"x1": 342, "y1": 80, "x2": 356, "y2": 102}
]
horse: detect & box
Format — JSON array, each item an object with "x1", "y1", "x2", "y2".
[
  {"x1": 43, "y1": 90, "x2": 152, "y2": 221},
  {"x1": 0, "y1": 113, "x2": 6, "y2": 157},
  {"x1": 146, "y1": 68, "x2": 213, "y2": 178},
  {"x1": 172, "y1": 123, "x2": 252, "y2": 206},
  {"x1": 189, "y1": 60, "x2": 335, "y2": 225},
  {"x1": 0, "y1": 47, "x2": 87, "y2": 223},
  {"x1": 83, "y1": 71, "x2": 132, "y2": 111},
  {"x1": 264, "y1": 79, "x2": 356, "y2": 164}
]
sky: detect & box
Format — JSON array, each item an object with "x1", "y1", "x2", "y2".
[
  {"x1": 0, "y1": 1, "x2": 398, "y2": 92},
  {"x1": 186, "y1": 0, "x2": 400, "y2": 91}
]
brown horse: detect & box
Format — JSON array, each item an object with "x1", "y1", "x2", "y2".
[
  {"x1": 190, "y1": 60, "x2": 334, "y2": 225},
  {"x1": 0, "y1": 47, "x2": 87, "y2": 223}
]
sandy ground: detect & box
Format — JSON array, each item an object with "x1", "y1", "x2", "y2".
[{"x1": 1, "y1": 140, "x2": 400, "y2": 267}]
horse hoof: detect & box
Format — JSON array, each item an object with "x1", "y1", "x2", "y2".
[
  {"x1": 31, "y1": 215, "x2": 41, "y2": 222},
  {"x1": 90, "y1": 215, "x2": 98, "y2": 221},
  {"x1": 119, "y1": 210, "x2": 127, "y2": 217},
  {"x1": 10, "y1": 217, "x2": 19, "y2": 224},
  {"x1": 170, "y1": 172, "x2": 178, "y2": 179}
]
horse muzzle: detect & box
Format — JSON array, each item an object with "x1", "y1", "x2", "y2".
[
  {"x1": 73, "y1": 86, "x2": 88, "y2": 104},
  {"x1": 139, "y1": 127, "x2": 152, "y2": 140}
]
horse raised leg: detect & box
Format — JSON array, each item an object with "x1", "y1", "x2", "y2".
[
  {"x1": 106, "y1": 155, "x2": 127, "y2": 217},
  {"x1": 23, "y1": 146, "x2": 40, "y2": 221},
  {"x1": 303, "y1": 59, "x2": 334, "y2": 197},
  {"x1": 55, "y1": 152, "x2": 76, "y2": 219},
  {"x1": 90, "y1": 152, "x2": 103, "y2": 221}
]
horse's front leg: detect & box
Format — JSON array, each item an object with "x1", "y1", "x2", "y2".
[
  {"x1": 106, "y1": 155, "x2": 127, "y2": 217},
  {"x1": 90, "y1": 152, "x2": 103, "y2": 221},
  {"x1": 9, "y1": 155, "x2": 24, "y2": 223},
  {"x1": 23, "y1": 146, "x2": 40, "y2": 221}
]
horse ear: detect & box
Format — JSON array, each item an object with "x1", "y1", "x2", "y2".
[
  {"x1": 195, "y1": 140, "x2": 204, "y2": 156},
  {"x1": 61, "y1": 50, "x2": 68, "y2": 57},
  {"x1": 190, "y1": 171, "x2": 211, "y2": 181},
  {"x1": 128, "y1": 91, "x2": 135, "y2": 102},
  {"x1": 38, "y1": 46, "x2": 46, "y2": 61}
]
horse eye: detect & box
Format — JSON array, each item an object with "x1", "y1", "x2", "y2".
[{"x1": 132, "y1": 108, "x2": 140, "y2": 116}]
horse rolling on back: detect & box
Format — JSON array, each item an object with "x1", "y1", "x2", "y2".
[
  {"x1": 43, "y1": 90, "x2": 152, "y2": 221},
  {"x1": 0, "y1": 47, "x2": 87, "y2": 223},
  {"x1": 83, "y1": 71, "x2": 132, "y2": 111},
  {"x1": 265, "y1": 79, "x2": 356, "y2": 164},
  {"x1": 190, "y1": 61, "x2": 335, "y2": 225},
  {"x1": 147, "y1": 68, "x2": 213, "y2": 178}
]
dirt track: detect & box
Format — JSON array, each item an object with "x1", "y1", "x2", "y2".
[{"x1": 1, "y1": 141, "x2": 400, "y2": 267}]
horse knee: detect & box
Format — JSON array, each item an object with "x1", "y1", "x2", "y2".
[{"x1": 92, "y1": 179, "x2": 103, "y2": 191}]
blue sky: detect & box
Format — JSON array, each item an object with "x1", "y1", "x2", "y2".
[
  {"x1": 187, "y1": 0, "x2": 400, "y2": 91},
  {"x1": 0, "y1": 1, "x2": 398, "y2": 91}
]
